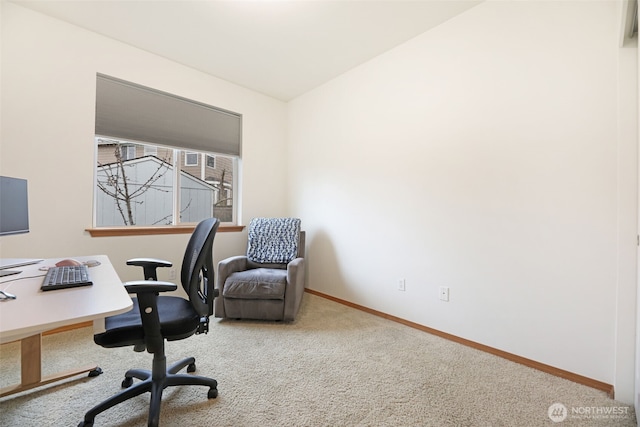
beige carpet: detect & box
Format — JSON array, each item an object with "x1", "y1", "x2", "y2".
[{"x1": 0, "y1": 294, "x2": 636, "y2": 427}]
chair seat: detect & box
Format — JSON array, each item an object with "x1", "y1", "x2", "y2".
[
  {"x1": 223, "y1": 268, "x2": 287, "y2": 300},
  {"x1": 95, "y1": 296, "x2": 200, "y2": 348}
]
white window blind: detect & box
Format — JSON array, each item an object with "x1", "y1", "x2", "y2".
[{"x1": 95, "y1": 74, "x2": 242, "y2": 157}]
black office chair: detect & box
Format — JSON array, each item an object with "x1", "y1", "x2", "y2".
[{"x1": 79, "y1": 218, "x2": 220, "y2": 427}]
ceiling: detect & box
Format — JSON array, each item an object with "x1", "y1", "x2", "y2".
[{"x1": 11, "y1": 0, "x2": 481, "y2": 101}]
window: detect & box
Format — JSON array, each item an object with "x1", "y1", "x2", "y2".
[
  {"x1": 206, "y1": 155, "x2": 216, "y2": 168},
  {"x1": 185, "y1": 152, "x2": 199, "y2": 166},
  {"x1": 94, "y1": 74, "x2": 241, "y2": 227},
  {"x1": 120, "y1": 145, "x2": 136, "y2": 160}
]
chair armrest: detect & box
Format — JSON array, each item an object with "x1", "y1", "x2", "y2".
[
  {"x1": 124, "y1": 280, "x2": 177, "y2": 294},
  {"x1": 127, "y1": 258, "x2": 173, "y2": 281},
  {"x1": 123, "y1": 280, "x2": 177, "y2": 354},
  {"x1": 127, "y1": 258, "x2": 172, "y2": 267}
]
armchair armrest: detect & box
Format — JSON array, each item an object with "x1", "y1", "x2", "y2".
[
  {"x1": 287, "y1": 257, "x2": 304, "y2": 280},
  {"x1": 284, "y1": 257, "x2": 305, "y2": 321},
  {"x1": 127, "y1": 258, "x2": 173, "y2": 281},
  {"x1": 217, "y1": 255, "x2": 248, "y2": 287},
  {"x1": 214, "y1": 255, "x2": 248, "y2": 318}
]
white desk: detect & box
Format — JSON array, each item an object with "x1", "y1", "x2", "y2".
[{"x1": 0, "y1": 255, "x2": 133, "y2": 397}]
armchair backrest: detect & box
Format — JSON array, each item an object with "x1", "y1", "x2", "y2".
[{"x1": 181, "y1": 217, "x2": 220, "y2": 317}]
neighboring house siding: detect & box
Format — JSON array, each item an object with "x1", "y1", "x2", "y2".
[
  {"x1": 180, "y1": 152, "x2": 233, "y2": 187},
  {"x1": 97, "y1": 143, "x2": 174, "y2": 165},
  {"x1": 97, "y1": 144, "x2": 119, "y2": 165}
]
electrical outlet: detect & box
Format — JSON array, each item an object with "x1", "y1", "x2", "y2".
[
  {"x1": 169, "y1": 268, "x2": 177, "y2": 280},
  {"x1": 439, "y1": 286, "x2": 449, "y2": 302},
  {"x1": 398, "y1": 279, "x2": 406, "y2": 291}
]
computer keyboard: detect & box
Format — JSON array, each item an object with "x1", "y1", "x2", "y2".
[{"x1": 41, "y1": 265, "x2": 93, "y2": 291}]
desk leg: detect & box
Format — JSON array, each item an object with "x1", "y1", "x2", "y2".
[
  {"x1": 21, "y1": 334, "x2": 42, "y2": 385},
  {"x1": 0, "y1": 333, "x2": 99, "y2": 398}
]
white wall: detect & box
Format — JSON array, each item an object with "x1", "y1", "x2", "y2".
[
  {"x1": 289, "y1": 0, "x2": 637, "y2": 402},
  {"x1": 0, "y1": 3, "x2": 288, "y2": 281}
]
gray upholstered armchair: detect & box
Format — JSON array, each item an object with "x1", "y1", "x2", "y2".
[{"x1": 215, "y1": 218, "x2": 305, "y2": 321}]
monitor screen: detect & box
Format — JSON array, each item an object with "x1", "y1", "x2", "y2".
[{"x1": 0, "y1": 176, "x2": 30, "y2": 236}]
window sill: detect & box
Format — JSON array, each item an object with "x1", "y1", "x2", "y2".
[{"x1": 86, "y1": 224, "x2": 244, "y2": 237}]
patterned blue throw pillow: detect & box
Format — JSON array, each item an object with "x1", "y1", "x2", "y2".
[{"x1": 247, "y1": 218, "x2": 301, "y2": 264}]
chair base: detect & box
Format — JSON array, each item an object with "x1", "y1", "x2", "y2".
[{"x1": 78, "y1": 355, "x2": 217, "y2": 427}]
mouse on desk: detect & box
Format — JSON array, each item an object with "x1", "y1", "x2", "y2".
[{"x1": 56, "y1": 258, "x2": 82, "y2": 267}]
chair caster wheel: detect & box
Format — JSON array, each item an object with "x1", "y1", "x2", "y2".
[
  {"x1": 187, "y1": 363, "x2": 196, "y2": 373},
  {"x1": 122, "y1": 377, "x2": 133, "y2": 388},
  {"x1": 78, "y1": 421, "x2": 93, "y2": 427},
  {"x1": 208, "y1": 388, "x2": 218, "y2": 399},
  {"x1": 88, "y1": 367, "x2": 103, "y2": 377}
]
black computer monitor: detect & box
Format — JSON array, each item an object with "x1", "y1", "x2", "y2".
[{"x1": 0, "y1": 176, "x2": 30, "y2": 236}]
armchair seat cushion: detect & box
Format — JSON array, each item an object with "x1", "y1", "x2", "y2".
[{"x1": 223, "y1": 268, "x2": 287, "y2": 300}]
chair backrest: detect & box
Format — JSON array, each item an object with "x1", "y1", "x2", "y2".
[
  {"x1": 181, "y1": 218, "x2": 220, "y2": 318},
  {"x1": 246, "y1": 218, "x2": 302, "y2": 269}
]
